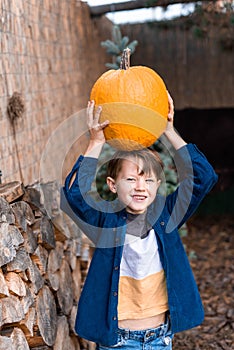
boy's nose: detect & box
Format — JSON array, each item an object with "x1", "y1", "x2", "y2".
[{"x1": 135, "y1": 178, "x2": 146, "y2": 190}]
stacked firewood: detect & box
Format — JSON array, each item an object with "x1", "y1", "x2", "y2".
[{"x1": 0, "y1": 181, "x2": 94, "y2": 350}]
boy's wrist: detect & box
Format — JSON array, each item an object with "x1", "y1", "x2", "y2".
[
  {"x1": 164, "y1": 127, "x2": 174, "y2": 137},
  {"x1": 89, "y1": 139, "x2": 105, "y2": 147},
  {"x1": 164, "y1": 128, "x2": 187, "y2": 150},
  {"x1": 84, "y1": 139, "x2": 105, "y2": 158},
  {"x1": 164, "y1": 127, "x2": 178, "y2": 141}
]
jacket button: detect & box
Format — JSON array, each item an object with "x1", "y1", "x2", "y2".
[
  {"x1": 114, "y1": 266, "x2": 119, "y2": 270},
  {"x1": 113, "y1": 292, "x2": 118, "y2": 296},
  {"x1": 164, "y1": 337, "x2": 171, "y2": 345},
  {"x1": 160, "y1": 221, "x2": 165, "y2": 226},
  {"x1": 113, "y1": 316, "x2": 117, "y2": 320}
]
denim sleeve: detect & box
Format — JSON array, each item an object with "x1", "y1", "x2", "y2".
[
  {"x1": 60, "y1": 155, "x2": 109, "y2": 243},
  {"x1": 164, "y1": 144, "x2": 218, "y2": 232}
]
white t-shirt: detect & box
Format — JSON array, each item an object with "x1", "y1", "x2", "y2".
[{"x1": 118, "y1": 229, "x2": 168, "y2": 320}]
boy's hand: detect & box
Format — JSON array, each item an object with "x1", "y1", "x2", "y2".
[{"x1": 87, "y1": 100, "x2": 109, "y2": 145}]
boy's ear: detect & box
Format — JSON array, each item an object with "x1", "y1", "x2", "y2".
[{"x1": 107, "y1": 177, "x2": 117, "y2": 193}]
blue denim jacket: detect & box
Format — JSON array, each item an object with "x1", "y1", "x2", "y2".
[{"x1": 61, "y1": 144, "x2": 218, "y2": 346}]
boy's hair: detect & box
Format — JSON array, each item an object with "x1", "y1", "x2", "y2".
[{"x1": 107, "y1": 148, "x2": 163, "y2": 180}]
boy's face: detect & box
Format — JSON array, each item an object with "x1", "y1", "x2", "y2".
[{"x1": 107, "y1": 158, "x2": 161, "y2": 214}]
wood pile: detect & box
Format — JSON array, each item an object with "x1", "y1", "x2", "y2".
[{"x1": 0, "y1": 181, "x2": 94, "y2": 350}]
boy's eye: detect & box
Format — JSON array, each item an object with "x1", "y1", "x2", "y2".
[
  {"x1": 145, "y1": 179, "x2": 154, "y2": 183},
  {"x1": 126, "y1": 178, "x2": 136, "y2": 182}
]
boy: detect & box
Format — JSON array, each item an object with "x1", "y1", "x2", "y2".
[{"x1": 61, "y1": 94, "x2": 218, "y2": 349}]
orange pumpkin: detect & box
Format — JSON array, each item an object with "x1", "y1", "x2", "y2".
[{"x1": 90, "y1": 48, "x2": 168, "y2": 150}]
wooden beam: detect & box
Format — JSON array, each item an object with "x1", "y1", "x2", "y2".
[{"x1": 90, "y1": 0, "x2": 214, "y2": 17}]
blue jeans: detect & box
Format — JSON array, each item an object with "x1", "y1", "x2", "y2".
[{"x1": 96, "y1": 315, "x2": 173, "y2": 349}]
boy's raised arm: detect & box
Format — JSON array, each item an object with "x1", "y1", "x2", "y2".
[{"x1": 163, "y1": 92, "x2": 187, "y2": 150}]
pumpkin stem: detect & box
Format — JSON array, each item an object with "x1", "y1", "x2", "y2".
[{"x1": 120, "y1": 48, "x2": 131, "y2": 70}]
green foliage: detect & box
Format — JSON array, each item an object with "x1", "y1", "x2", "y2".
[
  {"x1": 101, "y1": 25, "x2": 138, "y2": 69},
  {"x1": 95, "y1": 144, "x2": 117, "y2": 201},
  {"x1": 194, "y1": 3, "x2": 204, "y2": 16},
  {"x1": 230, "y1": 14, "x2": 234, "y2": 25},
  {"x1": 193, "y1": 25, "x2": 206, "y2": 39},
  {"x1": 145, "y1": 2, "x2": 233, "y2": 51},
  {"x1": 223, "y1": 1, "x2": 234, "y2": 12},
  {"x1": 146, "y1": 0, "x2": 162, "y2": 7},
  {"x1": 192, "y1": 1, "x2": 234, "y2": 45},
  {"x1": 188, "y1": 250, "x2": 197, "y2": 260}
]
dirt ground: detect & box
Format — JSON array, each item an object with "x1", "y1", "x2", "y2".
[{"x1": 173, "y1": 214, "x2": 234, "y2": 350}]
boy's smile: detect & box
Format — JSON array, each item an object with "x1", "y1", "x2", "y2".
[{"x1": 107, "y1": 158, "x2": 161, "y2": 214}]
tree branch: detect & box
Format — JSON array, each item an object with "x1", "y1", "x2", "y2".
[{"x1": 90, "y1": 0, "x2": 215, "y2": 17}]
